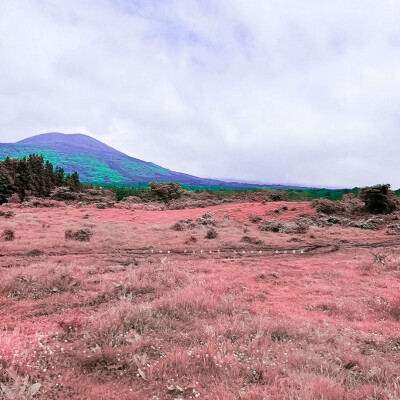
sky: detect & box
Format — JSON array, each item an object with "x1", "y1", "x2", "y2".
[{"x1": 1, "y1": 1, "x2": 400, "y2": 189}]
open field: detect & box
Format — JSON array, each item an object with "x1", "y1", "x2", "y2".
[{"x1": 0, "y1": 201, "x2": 399, "y2": 399}]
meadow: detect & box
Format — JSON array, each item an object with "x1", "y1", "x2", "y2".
[{"x1": 0, "y1": 199, "x2": 399, "y2": 399}]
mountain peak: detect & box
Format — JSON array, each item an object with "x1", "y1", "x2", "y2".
[
  {"x1": 16, "y1": 132, "x2": 125, "y2": 156},
  {"x1": 18, "y1": 132, "x2": 109, "y2": 149}
]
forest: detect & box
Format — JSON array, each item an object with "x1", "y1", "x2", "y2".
[{"x1": 0, "y1": 154, "x2": 81, "y2": 204}]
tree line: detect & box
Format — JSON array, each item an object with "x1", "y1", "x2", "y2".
[{"x1": 0, "y1": 154, "x2": 81, "y2": 204}]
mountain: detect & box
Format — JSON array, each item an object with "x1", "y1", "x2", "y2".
[{"x1": 0, "y1": 132, "x2": 298, "y2": 189}]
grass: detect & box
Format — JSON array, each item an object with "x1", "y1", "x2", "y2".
[
  {"x1": 0, "y1": 202, "x2": 399, "y2": 399},
  {"x1": 1, "y1": 256, "x2": 399, "y2": 399}
]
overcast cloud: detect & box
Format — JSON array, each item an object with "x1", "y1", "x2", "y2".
[{"x1": 1, "y1": 0, "x2": 400, "y2": 188}]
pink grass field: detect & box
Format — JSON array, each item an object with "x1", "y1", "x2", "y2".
[{"x1": 0, "y1": 201, "x2": 399, "y2": 399}]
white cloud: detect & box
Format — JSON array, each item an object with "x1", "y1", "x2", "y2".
[{"x1": 0, "y1": 0, "x2": 400, "y2": 188}]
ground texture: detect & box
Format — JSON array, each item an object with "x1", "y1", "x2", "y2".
[{"x1": 0, "y1": 201, "x2": 399, "y2": 399}]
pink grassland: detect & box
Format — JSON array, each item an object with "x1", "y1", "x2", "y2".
[{"x1": 0, "y1": 201, "x2": 399, "y2": 399}]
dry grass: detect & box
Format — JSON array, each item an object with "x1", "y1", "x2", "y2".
[{"x1": 0, "y1": 202, "x2": 399, "y2": 399}]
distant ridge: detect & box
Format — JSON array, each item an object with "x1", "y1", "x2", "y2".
[{"x1": 0, "y1": 132, "x2": 306, "y2": 189}]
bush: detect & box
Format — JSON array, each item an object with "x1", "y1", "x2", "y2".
[
  {"x1": 2, "y1": 229, "x2": 15, "y2": 241},
  {"x1": 26, "y1": 249, "x2": 44, "y2": 257},
  {"x1": 311, "y1": 198, "x2": 345, "y2": 215},
  {"x1": 51, "y1": 187, "x2": 116, "y2": 204},
  {"x1": 0, "y1": 210, "x2": 14, "y2": 218},
  {"x1": 205, "y1": 228, "x2": 218, "y2": 239},
  {"x1": 148, "y1": 182, "x2": 184, "y2": 203},
  {"x1": 249, "y1": 215, "x2": 262, "y2": 223},
  {"x1": 196, "y1": 212, "x2": 215, "y2": 226},
  {"x1": 185, "y1": 235, "x2": 197, "y2": 244},
  {"x1": 65, "y1": 229, "x2": 93, "y2": 241},
  {"x1": 241, "y1": 236, "x2": 263, "y2": 245},
  {"x1": 7, "y1": 193, "x2": 20, "y2": 204},
  {"x1": 259, "y1": 220, "x2": 308, "y2": 234},
  {"x1": 265, "y1": 190, "x2": 289, "y2": 201},
  {"x1": 171, "y1": 220, "x2": 195, "y2": 231},
  {"x1": 359, "y1": 184, "x2": 398, "y2": 214}
]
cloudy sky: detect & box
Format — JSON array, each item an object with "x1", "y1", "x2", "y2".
[{"x1": 1, "y1": 1, "x2": 400, "y2": 188}]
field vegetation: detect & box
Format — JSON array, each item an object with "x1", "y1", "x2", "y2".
[
  {"x1": 1, "y1": 191, "x2": 400, "y2": 399},
  {"x1": 1, "y1": 156, "x2": 400, "y2": 399}
]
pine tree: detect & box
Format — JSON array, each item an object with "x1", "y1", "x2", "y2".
[
  {"x1": 0, "y1": 175, "x2": 12, "y2": 205},
  {"x1": 44, "y1": 160, "x2": 55, "y2": 195},
  {"x1": 54, "y1": 166, "x2": 65, "y2": 186},
  {"x1": 0, "y1": 154, "x2": 81, "y2": 202},
  {"x1": 70, "y1": 172, "x2": 81, "y2": 191}
]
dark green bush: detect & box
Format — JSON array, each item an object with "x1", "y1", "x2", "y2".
[
  {"x1": 359, "y1": 184, "x2": 398, "y2": 214},
  {"x1": 148, "y1": 182, "x2": 184, "y2": 203}
]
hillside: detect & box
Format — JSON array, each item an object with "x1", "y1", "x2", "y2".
[{"x1": 0, "y1": 132, "x2": 302, "y2": 189}]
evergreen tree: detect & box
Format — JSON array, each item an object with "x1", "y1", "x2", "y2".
[
  {"x1": 0, "y1": 154, "x2": 81, "y2": 201},
  {"x1": 44, "y1": 160, "x2": 55, "y2": 195},
  {"x1": 54, "y1": 166, "x2": 65, "y2": 186},
  {"x1": 0, "y1": 175, "x2": 12, "y2": 205},
  {"x1": 70, "y1": 172, "x2": 81, "y2": 191}
]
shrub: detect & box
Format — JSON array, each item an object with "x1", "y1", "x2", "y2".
[
  {"x1": 2, "y1": 229, "x2": 15, "y2": 241},
  {"x1": 241, "y1": 236, "x2": 263, "y2": 245},
  {"x1": 263, "y1": 189, "x2": 289, "y2": 202},
  {"x1": 171, "y1": 222, "x2": 185, "y2": 231},
  {"x1": 26, "y1": 249, "x2": 44, "y2": 257},
  {"x1": 148, "y1": 182, "x2": 184, "y2": 203},
  {"x1": 120, "y1": 195, "x2": 142, "y2": 203},
  {"x1": 185, "y1": 236, "x2": 197, "y2": 244},
  {"x1": 359, "y1": 184, "x2": 398, "y2": 214},
  {"x1": 50, "y1": 187, "x2": 78, "y2": 201},
  {"x1": 51, "y1": 187, "x2": 116, "y2": 205},
  {"x1": 249, "y1": 215, "x2": 262, "y2": 223},
  {"x1": 171, "y1": 219, "x2": 195, "y2": 231},
  {"x1": 0, "y1": 210, "x2": 14, "y2": 218},
  {"x1": 259, "y1": 220, "x2": 308, "y2": 234},
  {"x1": 311, "y1": 198, "x2": 345, "y2": 215},
  {"x1": 196, "y1": 212, "x2": 215, "y2": 226},
  {"x1": 205, "y1": 228, "x2": 218, "y2": 239},
  {"x1": 65, "y1": 229, "x2": 93, "y2": 241},
  {"x1": 7, "y1": 193, "x2": 20, "y2": 204}
]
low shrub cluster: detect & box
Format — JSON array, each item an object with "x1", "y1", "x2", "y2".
[
  {"x1": 312, "y1": 185, "x2": 399, "y2": 217},
  {"x1": 1, "y1": 229, "x2": 15, "y2": 241},
  {"x1": 196, "y1": 212, "x2": 215, "y2": 226},
  {"x1": 0, "y1": 210, "x2": 14, "y2": 218},
  {"x1": 171, "y1": 219, "x2": 196, "y2": 231},
  {"x1": 50, "y1": 187, "x2": 116, "y2": 205},
  {"x1": 259, "y1": 220, "x2": 308, "y2": 234},
  {"x1": 65, "y1": 229, "x2": 93, "y2": 241},
  {"x1": 241, "y1": 235, "x2": 263, "y2": 245},
  {"x1": 205, "y1": 227, "x2": 218, "y2": 239}
]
